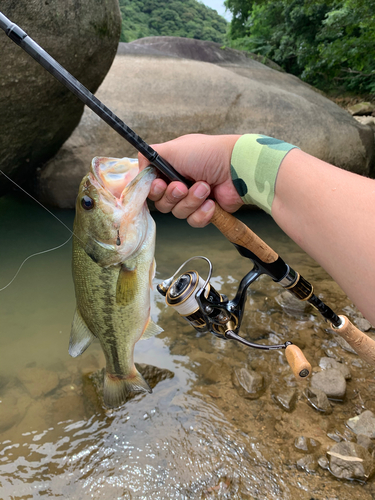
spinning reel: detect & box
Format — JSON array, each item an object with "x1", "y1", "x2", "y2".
[{"x1": 157, "y1": 256, "x2": 312, "y2": 379}]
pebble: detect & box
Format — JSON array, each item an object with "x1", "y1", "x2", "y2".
[
  {"x1": 271, "y1": 388, "x2": 297, "y2": 412},
  {"x1": 348, "y1": 101, "x2": 375, "y2": 115},
  {"x1": 354, "y1": 317, "x2": 373, "y2": 332},
  {"x1": 347, "y1": 410, "x2": 375, "y2": 438},
  {"x1": 335, "y1": 335, "x2": 357, "y2": 355},
  {"x1": 296, "y1": 454, "x2": 318, "y2": 472},
  {"x1": 17, "y1": 367, "x2": 59, "y2": 398},
  {"x1": 304, "y1": 387, "x2": 332, "y2": 414},
  {"x1": 310, "y1": 368, "x2": 347, "y2": 400},
  {"x1": 327, "y1": 441, "x2": 375, "y2": 481},
  {"x1": 294, "y1": 436, "x2": 320, "y2": 453},
  {"x1": 232, "y1": 368, "x2": 264, "y2": 398},
  {"x1": 357, "y1": 434, "x2": 374, "y2": 452},
  {"x1": 318, "y1": 357, "x2": 351, "y2": 380},
  {"x1": 318, "y1": 456, "x2": 329, "y2": 469}
]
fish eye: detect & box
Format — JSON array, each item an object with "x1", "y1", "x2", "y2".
[{"x1": 81, "y1": 195, "x2": 95, "y2": 210}]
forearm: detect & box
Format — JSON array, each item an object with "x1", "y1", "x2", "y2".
[{"x1": 272, "y1": 148, "x2": 375, "y2": 324}]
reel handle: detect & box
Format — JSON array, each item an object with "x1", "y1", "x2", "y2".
[
  {"x1": 285, "y1": 344, "x2": 312, "y2": 380},
  {"x1": 210, "y1": 203, "x2": 279, "y2": 264},
  {"x1": 333, "y1": 316, "x2": 375, "y2": 364}
]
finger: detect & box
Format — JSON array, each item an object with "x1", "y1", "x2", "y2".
[
  {"x1": 154, "y1": 181, "x2": 189, "y2": 213},
  {"x1": 148, "y1": 178, "x2": 168, "y2": 202},
  {"x1": 171, "y1": 182, "x2": 211, "y2": 219},
  {"x1": 186, "y1": 200, "x2": 216, "y2": 228}
]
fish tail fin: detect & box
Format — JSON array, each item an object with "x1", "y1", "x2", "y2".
[{"x1": 103, "y1": 368, "x2": 152, "y2": 408}]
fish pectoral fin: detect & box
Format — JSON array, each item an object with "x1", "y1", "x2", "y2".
[
  {"x1": 69, "y1": 309, "x2": 95, "y2": 357},
  {"x1": 116, "y1": 264, "x2": 138, "y2": 305},
  {"x1": 103, "y1": 369, "x2": 152, "y2": 408},
  {"x1": 141, "y1": 318, "x2": 164, "y2": 340}
]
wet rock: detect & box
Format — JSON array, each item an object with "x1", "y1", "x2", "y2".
[
  {"x1": 232, "y1": 368, "x2": 264, "y2": 398},
  {"x1": 296, "y1": 454, "x2": 318, "y2": 472},
  {"x1": 135, "y1": 363, "x2": 175, "y2": 389},
  {"x1": 310, "y1": 368, "x2": 346, "y2": 400},
  {"x1": 194, "y1": 357, "x2": 225, "y2": 384},
  {"x1": 348, "y1": 102, "x2": 375, "y2": 116},
  {"x1": 18, "y1": 367, "x2": 59, "y2": 398},
  {"x1": 327, "y1": 441, "x2": 375, "y2": 481},
  {"x1": 275, "y1": 291, "x2": 308, "y2": 316},
  {"x1": 294, "y1": 436, "x2": 320, "y2": 453},
  {"x1": 357, "y1": 434, "x2": 374, "y2": 452},
  {"x1": 304, "y1": 387, "x2": 332, "y2": 414},
  {"x1": 318, "y1": 455, "x2": 330, "y2": 469},
  {"x1": 52, "y1": 393, "x2": 85, "y2": 423},
  {"x1": 336, "y1": 335, "x2": 358, "y2": 355},
  {"x1": 89, "y1": 364, "x2": 174, "y2": 406},
  {"x1": 327, "y1": 432, "x2": 342, "y2": 443},
  {"x1": 347, "y1": 410, "x2": 375, "y2": 438},
  {"x1": 319, "y1": 357, "x2": 351, "y2": 380},
  {"x1": 271, "y1": 388, "x2": 297, "y2": 412},
  {"x1": 354, "y1": 317, "x2": 373, "y2": 332}
]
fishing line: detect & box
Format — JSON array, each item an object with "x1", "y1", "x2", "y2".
[
  {"x1": 0, "y1": 234, "x2": 72, "y2": 291},
  {"x1": 0, "y1": 169, "x2": 90, "y2": 291},
  {"x1": 0, "y1": 169, "x2": 79, "y2": 239}
]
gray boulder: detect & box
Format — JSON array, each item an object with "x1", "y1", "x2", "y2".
[
  {"x1": 35, "y1": 37, "x2": 374, "y2": 207},
  {"x1": 0, "y1": 0, "x2": 121, "y2": 195}
]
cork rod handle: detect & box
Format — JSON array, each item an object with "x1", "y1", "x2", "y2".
[
  {"x1": 285, "y1": 344, "x2": 312, "y2": 379},
  {"x1": 334, "y1": 316, "x2": 375, "y2": 365},
  {"x1": 210, "y1": 202, "x2": 279, "y2": 264}
]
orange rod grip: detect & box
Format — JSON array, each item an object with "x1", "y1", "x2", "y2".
[
  {"x1": 285, "y1": 344, "x2": 311, "y2": 379},
  {"x1": 334, "y1": 315, "x2": 375, "y2": 365},
  {"x1": 210, "y1": 202, "x2": 279, "y2": 264}
]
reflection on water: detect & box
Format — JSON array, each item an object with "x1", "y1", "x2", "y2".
[{"x1": 1, "y1": 194, "x2": 375, "y2": 499}]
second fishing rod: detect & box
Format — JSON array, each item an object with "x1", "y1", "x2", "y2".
[{"x1": 2, "y1": 11, "x2": 375, "y2": 377}]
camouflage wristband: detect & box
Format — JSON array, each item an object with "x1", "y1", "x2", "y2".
[{"x1": 230, "y1": 134, "x2": 299, "y2": 214}]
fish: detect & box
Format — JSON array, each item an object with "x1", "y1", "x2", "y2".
[{"x1": 69, "y1": 156, "x2": 163, "y2": 408}]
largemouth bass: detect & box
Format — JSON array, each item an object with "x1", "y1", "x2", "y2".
[{"x1": 70, "y1": 157, "x2": 162, "y2": 408}]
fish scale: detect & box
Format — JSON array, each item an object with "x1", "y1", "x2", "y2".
[{"x1": 69, "y1": 158, "x2": 163, "y2": 408}]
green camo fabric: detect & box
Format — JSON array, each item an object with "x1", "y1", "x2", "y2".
[{"x1": 230, "y1": 134, "x2": 298, "y2": 214}]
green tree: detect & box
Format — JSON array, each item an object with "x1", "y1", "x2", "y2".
[
  {"x1": 224, "y1": 0, "x2": 375, "y2": 94},
  {"x1": 119, "y1": 0, "x2": 228, "y2": 44}
]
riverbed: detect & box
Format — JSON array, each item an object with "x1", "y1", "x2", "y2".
[{"x1": 1, "y1": 193, "x2": 375, "y2": 499}]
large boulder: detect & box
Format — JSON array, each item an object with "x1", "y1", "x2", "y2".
[
  {"x1": 36, "y1": 37, "x2": 374, "y2": 208},
  {"x1": 0, "y1": 0, "x2": 121, "y2": 195}
]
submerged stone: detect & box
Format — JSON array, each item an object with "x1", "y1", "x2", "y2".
[
  {"x1": 310, "y1": 369, "x2": 346, "y2": 400},
  {"x1": 294, "y1": 436, "x2": 320, "y2": 453},
  {"x1": 318, "y1": 357, "x2": 351, "y2": 380},
  {"x1": 232, "y1": 367, "x2": 264, "y2": 398},
  {"x1": 271, "y1": 388, "x2": 297, "y2": 412},
  {"x1": 304, "y1": 387, "x2": 332, "y2": 414},
  {"x1": 18, "y1": 367, "x2": 59, "y2": 398},
  {"x1": 347, "y1": 411, "x2": 375, "y2": 438}
]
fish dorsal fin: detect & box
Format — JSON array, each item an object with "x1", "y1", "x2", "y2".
[
  {"x1": 116, "y1": 263, "x2": 138, "y2": 305},
  {"x1": 141, "y1": 317, "x2": 163, "y2": 341},
  {"x1": 69, "y1": 309, "x2": 95, "y2": 357}
]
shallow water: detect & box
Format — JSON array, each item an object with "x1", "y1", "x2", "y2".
[{"x1": 1, "y1": 194, "x2": 375, "y2": 499}]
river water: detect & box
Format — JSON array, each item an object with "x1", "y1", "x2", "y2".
[{"x1": 1, "y1": 194, "x2": 375, "y2": 499}]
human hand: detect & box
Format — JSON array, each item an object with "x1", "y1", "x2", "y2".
[{"x1": 138, "y1": 134, "x2": 243, "y2": 227}]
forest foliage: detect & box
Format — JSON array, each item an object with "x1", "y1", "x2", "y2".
[
  {"x1": 119, "y1": 0, "x2": 227, "y2": 44},
  {"x1": 224, "y1": 0, "x2": 375, "y2": 94}
]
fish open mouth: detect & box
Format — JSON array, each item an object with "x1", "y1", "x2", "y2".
[{"x1": 92, "y1": 157, "x2": 140, "y2": 199}]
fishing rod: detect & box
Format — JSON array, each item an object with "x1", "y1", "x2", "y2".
[{"x1": 2, "y1": 12, "x2": 375, "y2": 379}]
